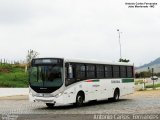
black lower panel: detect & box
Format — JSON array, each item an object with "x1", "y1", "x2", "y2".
[{"x1": 30, "y1": 86, "x2": 60, "y2": 93}]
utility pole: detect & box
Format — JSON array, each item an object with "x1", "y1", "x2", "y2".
[
  {"x1": 117, "y1": 29, "x2": 122, "y2": 61},
  {"x1": 148, "y1": 67, "x2": 155, "y2": 90},
  {"x1": 152, "y1": 68, "x2": 155, "y2": 89}
]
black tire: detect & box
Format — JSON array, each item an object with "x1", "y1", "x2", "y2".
[
  {"x1": 46, "y1": 103, "x2": 55, "y2": 108},
  {"x1": 113, "y1": 89, "x2": 120, "y2": 102},
  {"x1": 75, "y1": 93, "x2": 84, "y2": 107}
]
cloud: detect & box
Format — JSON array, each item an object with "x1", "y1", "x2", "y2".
[{"x1": 0, "y1": 0, "x2": 32, "y2": 25}]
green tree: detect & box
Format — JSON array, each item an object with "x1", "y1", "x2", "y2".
[{"x1": 136, "y1": 71, "x2": 152, "y2": 78}]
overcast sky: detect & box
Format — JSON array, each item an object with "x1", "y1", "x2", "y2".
[{"x1": 0, "y1": 0, "x2": 159, "y2": 66}]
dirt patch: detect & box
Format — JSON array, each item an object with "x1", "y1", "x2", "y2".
[
  {"x1": 0, "y1": 68, "x2": 11, "y2": 73},
  {"x1": 125, "y1": 89, "x2": 160, "y2": 99}
]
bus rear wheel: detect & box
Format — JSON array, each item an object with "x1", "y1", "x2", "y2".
[
  {"x1": 75, "y1": 93, "x2": 84, "y2": 107},
  {"x1": 46, "y1": 103, "x2": 55, "y2": 108},
  {"x1": 113, "y1": 89, "x2": 120, "y2": 102}
]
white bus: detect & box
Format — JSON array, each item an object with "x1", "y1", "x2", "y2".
[{"x1": 29, "y1": 58, "x2": 134, "y2": 107}]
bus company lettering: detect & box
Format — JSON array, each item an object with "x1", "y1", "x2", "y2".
[
  {"x1": 111, "y1": 80, "x2": 120, "y2": 83},
  {"x1": 92, "y1": 85, "x2": 100, "y2": 87}
]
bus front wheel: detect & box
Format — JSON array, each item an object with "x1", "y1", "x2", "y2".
[
  {"x1": 46, "y1": 103, "x2": 55, "y2": 108},
  {"x1": 75, "y1": 92, "x2": 84, "y2": 107}
]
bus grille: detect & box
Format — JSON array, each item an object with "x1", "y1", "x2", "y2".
[{"x1": 36, "y1": 99, "x2": 54, "y2": 103}]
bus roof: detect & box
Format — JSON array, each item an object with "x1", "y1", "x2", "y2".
[
  {"x1": 33, "y1": 57, "x2": 134, "y2": 66},
  {"x1": 64, "y1": 58, "x2": 134, "y2": 66}
]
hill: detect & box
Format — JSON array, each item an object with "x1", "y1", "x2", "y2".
[{"x1": 135, "y1": 57, "x2": 160, "y2": 73}]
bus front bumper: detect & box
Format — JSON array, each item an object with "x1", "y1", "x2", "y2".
[
  {"x1": 29, "y1": 94, "x2": 64, "y2": 104},
  {"x1": 34, "y1": 97, "x2": 55, "y2": 103}
]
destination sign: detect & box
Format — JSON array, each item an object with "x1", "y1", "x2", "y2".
[{"x1": 32, "y1": 58, "x2": 63, "y2": 65}]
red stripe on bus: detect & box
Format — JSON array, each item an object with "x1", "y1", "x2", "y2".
[{"x1": 85, "y1": 80, "x2": 93, "y2": 82}]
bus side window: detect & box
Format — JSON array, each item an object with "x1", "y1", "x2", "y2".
[
  {"x1": 65, "y1": 66, "x2": 68, "y2": 79},
  {"x1": 113, "y1": 66, "x2": 120, "y2": 78},
  {"x1": 96, "y1": 65, "x2": 104, "y2": 78},
  {"x1": 86, "y1": 64, "x2": 95, "y2": 79},
  {"x1": 65, "y1": 63, "x2": 76, "y2": 86},
  {"x1": 105, "y1": 65, "x2": 112, "y2": 78},
  {"x1": 120, "y1": 66, "x2": 127, "y2": 78},
  {"x1": 76, "y1": 64, "x2": 86, "y2": 80},
  {"x1": 127, "y1": 66, "x2": 133, "y2": 78},
  {"x1": 68, "y1": 64, "x2": 73, "y2": 79}
]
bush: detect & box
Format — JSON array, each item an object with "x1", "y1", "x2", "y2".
[
  {"x1": 0, "y1": 64, "x2": 13, "y2": 73},
  {"x1": 135, "y1": 79, "x2": 144, "y2": 85}
]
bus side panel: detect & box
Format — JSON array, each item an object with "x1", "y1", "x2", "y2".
[
  {"x1": 61, "y1": 81, "x2": 94, "y2": 104},
  {"x1": 82, "y1": 81, "x2": 98, "y2": 101},
  {"x1": 84, "y1": 79, "x2": 113, "y2": 101},
  {"x1": 120, "y1": 79, "x2": 134, "y2": 96},
  {"x1": 61, "y1": 86, "x2": 77, "y2": 104},
  {"x1": 63, "y1": 80, "x2": 104, "y2": 103},
  {"x1": 59, "y1": 78, "x2": 134, "y2": 104},
  {"x1": 97, "y1": 79, "x2": 113, "y2": 100}
]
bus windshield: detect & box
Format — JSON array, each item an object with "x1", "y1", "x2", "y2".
[{"x1": 29, "y1": 65, "x2": 63, "y2": 88}]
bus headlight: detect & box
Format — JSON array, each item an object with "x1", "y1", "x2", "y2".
[
  {"x1": 29, "y1": 88, "x2": 36, "y2": 97},
  {"x1": 55, "y1": 92, "x2": 63, "y2": 98}
]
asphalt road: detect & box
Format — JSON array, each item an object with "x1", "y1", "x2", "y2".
[{"x1": 0, "y1": 90, "x2": 160, "y2": 120}]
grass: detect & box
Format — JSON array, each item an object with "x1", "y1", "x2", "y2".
[
  {"x1": 145, "y1": 83, "x2": 160, "y2": 88},
  {"x1": 0, "y1": 64, "x2": 28, "y2": 87}
]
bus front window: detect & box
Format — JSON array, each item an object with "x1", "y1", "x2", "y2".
[{"x1": 30, "y1": 65, "x2": 63, "y2": 88}]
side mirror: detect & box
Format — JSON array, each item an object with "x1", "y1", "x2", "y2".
[{"x1": 68, "y1": 65, "x2": 73, "y2": 79}]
